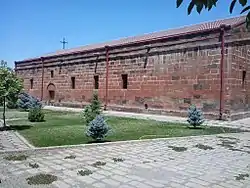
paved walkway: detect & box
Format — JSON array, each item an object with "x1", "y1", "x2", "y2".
[
  {"x1": 0, "y1": 131, "x2": 31, "y2": 151},
  {"x1": 0, "y1": 120, "x2": 33, "y2": 151},
  {"x1": 0, "y1": 133, "x2": 250, "y2": 188},
  {"x1": 44, "y1": 106, "x2": 250, "y2": 131}
]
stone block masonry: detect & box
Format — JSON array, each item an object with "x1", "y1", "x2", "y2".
[{"x1": 15, "y1": 16, "x2": 250, "y2": 120}]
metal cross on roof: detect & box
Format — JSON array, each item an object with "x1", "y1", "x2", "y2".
[{"x1": 60, "y1": 37, "x2": 68, "y2": 49}]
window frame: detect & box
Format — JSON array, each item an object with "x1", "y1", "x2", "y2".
[
  {"x1": 51, "y1": 70, "x2": 54, "y2": 78},
  {"x1": 122, "y1": 74, "x2": 128, "y2": 89},
  {"x1": 71, "y1": 77, "x2": 75, "y2": 89},
  {"x1": 94, "y1": 75, "x2": 99, "y2": 89},
  {"x1": 242, "y1": 70, "x2": 246, "y2": 89},
  {"x1": 30, "y1": 78, "x2": 34, "y2": 89}
]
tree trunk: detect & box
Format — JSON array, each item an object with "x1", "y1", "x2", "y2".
[{"x1": 3, "y1": 96, "x2": 6, "y2": 128}]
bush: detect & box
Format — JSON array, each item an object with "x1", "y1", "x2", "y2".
[
  {"x1": 6, "y1": 93, "x2": 19, "y2": 109},
  {"x1": 6, "y1": 100, "x2": 18, "y2": 109},
  {"x1": 86, "y1": 115, "x2": 111, "y2": 141},
  {"x1": 89, "y1": 92, "x2": 101, "y2": 115},
  {"x1": 18, "y1": 92, "x2": 42, "y2": 111},
  {"x1": 82, "y1": 92, "x2": 102, "y2": 125},
  {"x1": 187, "y1": 105, "x2": 205, "y2": 128},
  {"x1": 82, "y1": 105, "x2": 95, "y2": 125},
  {"x1": 28, "y1": 107, "x2": 45, "y2": 122}
]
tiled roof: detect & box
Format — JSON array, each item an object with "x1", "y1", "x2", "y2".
[{"x1": 18, "y1": 15, "x2": 245, "y2": 62}]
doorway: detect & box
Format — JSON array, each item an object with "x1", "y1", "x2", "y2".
[
  {"x1": 47, "y1": 83, "x2": 56, "y2": 103},
  {"x1": 49, "y1": 90, "x2": 55, "y2": 100}
]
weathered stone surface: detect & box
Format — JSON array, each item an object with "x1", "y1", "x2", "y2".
[
  {"x1": 184, "y1": 98, "x2": 191, "y2": 104},
  {"x1": 193, "y1": 94, "x2": 201, "y2": 99},
  {"x1": 172, "y1": 75, "x2": 180, "y2": 80},
  {"x1": 15, "y1": 20, "x2": 250, "y2": 120},
  {"x1": 202, "y1": 102, "x2": 218, "y2": 112},
  {"x1": 1, "y1": 132, "x2": 250, "y2": 188}
]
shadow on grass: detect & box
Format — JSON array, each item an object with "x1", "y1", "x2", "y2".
[
  {"x1": 187, "y1": 126, "x2": 204, "y2": 130},
  {"x1": 87, "y1": 140, "x2": 111, "y2": 144},
  {"x1": 9, "y1": 125, "x2": 32, "y2": 130},
  {"x1": 0, "y1": 125, "x2": 32, "y2": 131}
]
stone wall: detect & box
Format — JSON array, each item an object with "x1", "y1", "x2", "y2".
[
  {"x1": 16, "y1": 68, "x2": 43, "y2": 99},
  {"x1": 15, "y1": 24, "x2": 250, "y2": 120},
  {"x1": 226, "y1": 26, "x2": 250, "y2": 120}
]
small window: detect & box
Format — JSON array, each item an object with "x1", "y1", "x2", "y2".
[
  {"x1": 51, "y1": 70, "x2": 54, "y2": 78},
  {"x1": 94, "y1": 75, "x2": 99, "y2": 89},
  {"x1": 122, "y1": 74, "x2": 128, "y2": 89},
  {"x1": 59, "y1": 60, "x2": 63, "y2": 74},
  {"x1": 30, "y1": 79, "x2": 33, "y2": 89},
  {"x1": 71, "y1": 77, "x2": 75, "y2": 89},
  {"x1": 163, "y1": 56, "x2": 167, "y2": 64},
  {"x1": 242, "y1": 70, "x2": 246, "y2": 88}
]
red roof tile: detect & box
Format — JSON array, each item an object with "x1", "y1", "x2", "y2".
[{"x1": 17, "y1": 15, "x2": 245, "y2": 62}]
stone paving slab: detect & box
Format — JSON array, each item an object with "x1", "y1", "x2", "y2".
[
  {"x1": 0, "y1": 119, "x2": 32, "y2": 151},
  {"x1": 43, "y1": 106, "x2": 250, "y2": 131},
  {"x1": 0, "y1": 131, "x2": 31, "y2": 151},
  {"x1": 0, "y1": 132, "x2": 250, "y2": 188}
]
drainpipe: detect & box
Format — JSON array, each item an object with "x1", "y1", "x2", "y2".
[
  {"x1": 104, "y1": 46, "x2": 109, "y2": 110},
  {"x1": 14, "y1": 61, "x2": 17, "y2": 75},
  {"x1": 41, "y1": 57, "x2": 44, "y2": 101},
  {"x1": 219, "y1": 25, "x2": 225, "y2": 120}
]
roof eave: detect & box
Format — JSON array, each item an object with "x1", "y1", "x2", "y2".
[{"x1": 15, "y1": 23, "x2": 236, "y2": 65}]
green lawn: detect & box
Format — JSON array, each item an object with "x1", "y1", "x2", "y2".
[
  {"x1": 5, "y1": 110, "x2": 245, "y2": 147},
  {"x1": 0, "y1": 107, "x2": 28, "y2": 119}
]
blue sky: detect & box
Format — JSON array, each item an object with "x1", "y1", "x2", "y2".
[{"x1": 1, "y1": 0, "x2": 243, "y2": 67}]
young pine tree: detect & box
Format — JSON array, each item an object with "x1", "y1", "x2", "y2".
[
  {"x1": 187, "y1": 105, "x2": 205, "y2": 128},
  {"x1": 86, "y1": 115, "x2": 111, "y2": 141},
  {"x1": 89, "y1": 92, "x2": 101, "y2": 115},
  {"x1": 82, "y1": 92, "x2": 102, "y2": 125}
]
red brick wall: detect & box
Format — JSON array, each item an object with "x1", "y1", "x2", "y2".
[
  {"x1": 107, "y1": 45, "x2": 225, "y2": 115},
  {"x1": 16, "y1": 25, "x2": 250, "y2": 120},
  {"x1": 17, "y1": 67, "x2": 42, "y2": 99},
  {"x1": 225, "y1": 25, "x2": 250, "y2": 119}
]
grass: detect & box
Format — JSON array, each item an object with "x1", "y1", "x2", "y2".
[
  {"x1": 4, "y1": 154, "x2": 28, "y2": 161},
  {"x1": 5, "y1": 109, "x2": 246, "y2": 147},
  {"x1": 113, "y1": 158, "x2": 125, "y2": 162},
  {"x1": 26, "y1": 174, "x2": 57, "y2": 185},
  {"x1": 235, "y1": 173, "x2": 249, "y2": 181},
  {"x1": 216, "y1": 138, "x2": 250, "y2": 154},
  {"x1": 77, "y1": 169, "x2": 93, "y2": 176},
  {"x1": 168, "y1": 146, "x2": 187, "y2": 152},
  {"x1": 29, "y1": 163, "x2": 39, "y2": 168},
  {"x1": 195, "y1": 144, "x2": 214, "y2": 150},
  {"x1": 64, "y1": 155, "x2": 76, "y2": 159},
  {"x1": 92, "y1": 161, "x2": 106, "y2": 167},
  {"x1": 0, "y1": 107, "x2": 28, "y2": 119}
]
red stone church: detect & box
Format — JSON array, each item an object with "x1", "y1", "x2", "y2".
[{"x1": 15, "y1": 16, "x2": 250, "y2": 120}]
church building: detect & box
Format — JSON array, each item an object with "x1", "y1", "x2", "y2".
[{"x1": 15, "y1": 16, "x2": 250, "y2": 120}]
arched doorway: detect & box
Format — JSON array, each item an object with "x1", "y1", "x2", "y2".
[{"x1": 47, "y1": 83, "x2": 56, "y2": 101}]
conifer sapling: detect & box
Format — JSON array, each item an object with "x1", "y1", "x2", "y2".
[
  {"x1": 86, "y1": 115, "x2": 111, "y2": 141},
  {"x1": 187, "y1": 105, "x2": 205, "y2": 128}
]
